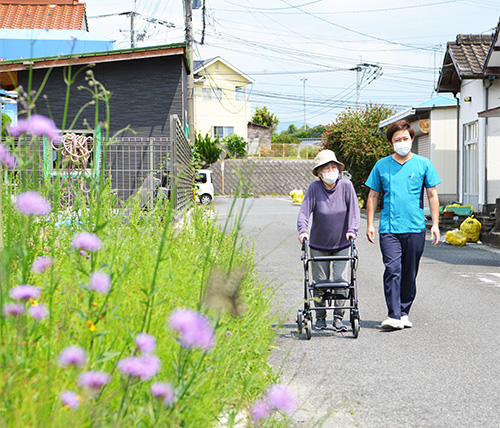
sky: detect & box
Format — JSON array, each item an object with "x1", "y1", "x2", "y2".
[{"x1": 83, "y1": 0, "x2": 500, "y2": 132}]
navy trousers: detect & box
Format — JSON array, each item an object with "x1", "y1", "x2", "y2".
[{"x1": 379, "y1": 231, "x2": 425, "y2": 319}]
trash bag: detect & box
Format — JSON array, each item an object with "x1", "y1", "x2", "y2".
[
  {"x1": 460, "y1": 216, "x2": 482, "y2": 242},
  {"x1": 289, "y1": 189, "x2": 304, "y2": 204},
  {"x1": 445, "y1": 229, "x2": 468, "y2": 246}
]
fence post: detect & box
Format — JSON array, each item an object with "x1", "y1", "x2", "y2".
[{"x1": 170, "y1": 115, "x2": 178, "y2": 210}]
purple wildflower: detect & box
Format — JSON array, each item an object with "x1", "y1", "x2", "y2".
[
  {"x1": 0, "y1": 144, "x2": 17, "y2": 170},
  {"x1": 78, "y1": 371, "x2": 111, "y2": 390},
  {"x1": 31, "y1": 256, "x2": 53, "y2": 274},
  {"x1": 135, "y1": 332, "x2": 156, "y2": 354},
  {"x1": 9, "y1": 285, "x2": 41, "y2": 300},
  {"x1": 2, "y1": 303, "x2": 25, "y2": 317},
  {"x1": 3, "y1": 153, "x2": 17, "y2": 169},
  {"x1": 60, "y1": 390, "x2": 80, "y2": 409},
  {"x1": 28, "y1": 303, "x2": 49, "y2": 321},
  {"x1": 266, "y1": 385, "x2": 297, "y2": 414},
  {"x1": 15, "y1": 191, "x2": 51, "y2": 216},
  {"x1": 0, "y1": 144, "x2": 7, "y2": 162},
  {"x1": 117, "y1": 355, "x2": 161, "y2": 381},
  {"x1": 79, "y1": 250, "x2": 86, "y2": 256},
  {"x1": 71, "y1": 232, "x2": 102, "y2": 253},
  {"x1": 8, "y1": 114, "x2": 60, "y2": 143},
  {"x1": 58, "y1": 345, "x2": 87, "y2": 367},
  {"x1": 169, "y1": 308, "x2": 215, "y2": 351},
  {"x1": 89, "y1": 271, "x2": 111, "y2": 294},
  {"x1": 150, "y1": 382, "x2": 175, "y2": 406},
  {"x1": 251, "y1": 399, "x2": 272, "y2": 421}
]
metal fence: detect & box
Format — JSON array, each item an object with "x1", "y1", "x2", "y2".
[
  {"x1": 9, "y1": 115, "x2": 193, "y2": 213},
  {"x1": 251, "y1": 143, "x2": 322, "y2": 159}
]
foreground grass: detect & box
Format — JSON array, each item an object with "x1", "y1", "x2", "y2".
[{"x1": 0, "y1": 182, "x2": 282, "y2": 427}]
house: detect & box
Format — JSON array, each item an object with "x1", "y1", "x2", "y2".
[
  {"x1": 0, "y1": 43, "x2": 191, "y2": 202},
  {"x1": 378, "y1": 95, "x2": 458, "y2": 206},
  {"x1": 247, "y1": 121, "x2": 271, "y2": 155},
  {"x1": 436, "y1": 23, "x2": 500, "y2": 214},
  {"x1": 0, "y1": 0, "x2": 113, "y2": 60},
  {"x1": 193, "y1": 56, "x2": 254, "y2": 140},
  {"x1": 0, "y1": 0, "x2": 88, "y2": 31}
]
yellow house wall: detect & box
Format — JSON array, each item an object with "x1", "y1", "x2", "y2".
[{"x1": 194, "y1": 61, "x2": 252, "y2": 140}]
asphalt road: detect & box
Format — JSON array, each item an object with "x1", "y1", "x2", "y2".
[{"x1": 214, "y1": 197, "x2": 500, "y2": 428}]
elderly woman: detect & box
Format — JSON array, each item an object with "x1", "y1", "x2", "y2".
[{"x1": 297, "y1": 150, "x2": 360, "y2": 331}]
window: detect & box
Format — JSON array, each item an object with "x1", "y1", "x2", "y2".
[
  {"x1": 235, "y1": 86, "x2": 245, "y2": 101},
  {"x1": 202, "y1": 87, "x2": 222, "y2": 101},
  {"x1": 213, "y1": 126, "x2": 234, "y2": 138},
  {"x1": 195, "y1": 172, "x2": 207, "y2": 184}
]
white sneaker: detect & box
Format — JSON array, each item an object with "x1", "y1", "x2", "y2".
[
  {"x1": 381, "y1": 318, "x2": 404, "y2": 330},
  {"x1": 401, "y1": 315, "x2": 413, "y2": 328}
]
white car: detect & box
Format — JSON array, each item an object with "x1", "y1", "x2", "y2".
[{"x1": 195, "y1": 169, "x2": 214, "y2": 205}]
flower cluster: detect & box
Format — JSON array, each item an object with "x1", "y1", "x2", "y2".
[
  {"x1": 117, "y1": 355, "x2": 161, "y2": 381},
  {"x1": 0, "y1": 144, "x2": 17, "y2": 169},
  {"x1": 72, "y1": 232, "x2": 102, "y2": 253},
  {"x1": 89, "y1": 271, "x2": 111, "y2": 294},
  {"x1": 58, "y1": 345, "x2": 87, "y2": 367},
  {"x1": 2, "y1": 285, "x2": 49, "y2": 321},
  {"x1": 15, "y1": 192, "x2": 52, "y2": 216},
  {"x1": 251, "y1": 385, "x2": 297, "y2": 422},
  {"x1": 8, "y1": 114, "x2": 60, "y2": 144},
  {"x1": 150, "y1": 382, "x2": 175, "y2": 406},
  {"x1": 31, "y1": 256, "x2": 53, "y2": 274},
  {"x1": 169, "y1": 308, "x2": 215, "y2": 351}
]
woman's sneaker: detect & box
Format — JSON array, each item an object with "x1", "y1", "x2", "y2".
[
  {"x1": 333, "y1": 317, "x2": 348, "y2": 332},
  {"x1": 315, "y1": 318, "x2": 327, "y2": 330},
  {"x1": 381, "y1": 318, "x2": 404, "y2": 330}
]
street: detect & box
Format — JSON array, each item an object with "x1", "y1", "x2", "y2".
[{"x1": 214, "y1": 197, "x2": 500, "y2": 428}]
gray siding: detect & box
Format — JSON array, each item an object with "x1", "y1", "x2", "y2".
[{"x1": 18, "y1": 55, "x2": 187, "y2": 138}]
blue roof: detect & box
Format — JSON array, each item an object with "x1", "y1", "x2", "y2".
[
  {"x1": 0, "y1": 29, "x2": 113, "y2": 60},
  {"x1": 414, "y1": 95, "x2": 456, "y2": 108}
]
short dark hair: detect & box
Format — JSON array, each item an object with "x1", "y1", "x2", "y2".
[{"x1": 386, "y1": 120, "x2": 415, "y2": 143}]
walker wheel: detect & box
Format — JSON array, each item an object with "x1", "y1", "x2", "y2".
[
  {"x1": 296, "y1": 310, "x2": 303, "y2": 335},
  {"x1": 352, "y1": 317, "x2": 360, "y2": 339},
  {"x1": 305, "y1": 319, "x2": 312, "y2": 340}
]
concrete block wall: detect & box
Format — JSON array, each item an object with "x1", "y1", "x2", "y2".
[{"x1": 209, "y1": 159, "x2": 317, "y2": 195}]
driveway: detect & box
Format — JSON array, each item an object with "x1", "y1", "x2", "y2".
[{"x1": 214, "y1": 197, "x2": 500, "y2": 428}]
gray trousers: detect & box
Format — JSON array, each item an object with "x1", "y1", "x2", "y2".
[{"x1": 310, "y1": 248, "x2": 349, "y2": 320}]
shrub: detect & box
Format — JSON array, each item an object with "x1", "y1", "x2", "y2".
[{"x1": 224, "y1": 134, "x2": 247, "y2": 158}]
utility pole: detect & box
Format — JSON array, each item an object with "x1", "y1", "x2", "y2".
[
  {"x1": 301, "y1": 77, "x2": 307, "y2": 129},
  {"x1": 183, "y1": 0, "x2": 195, "y2": 143},
  {"x1": 349, "y1": 62, "x2": 383, "y2": 109}
]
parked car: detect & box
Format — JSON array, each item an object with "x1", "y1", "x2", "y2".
[{"x1": 195, "y1": 169, "x2": 214, "y2": 205}]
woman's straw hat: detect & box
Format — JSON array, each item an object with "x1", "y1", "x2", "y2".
[{"x1": 312, "y1": 150, "x2": 345, "y2": 176}]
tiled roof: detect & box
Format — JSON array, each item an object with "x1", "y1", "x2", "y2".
[
  {"x1": 437, "y1": 33, "x2": 493, "y2": 93},
  {"x1": 449, "y1": 34, "x2": 492, "y2": 76},
  {"x1": 0, "y1": 1, "x2": 87, "y2": 30}
]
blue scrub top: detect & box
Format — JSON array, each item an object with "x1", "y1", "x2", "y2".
[{"x1": 365, "y1": 154, "x2": 441, "y2": 234}]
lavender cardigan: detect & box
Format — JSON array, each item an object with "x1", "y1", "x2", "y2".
[{"x1": 297, "y1": 178, "x2": 360, "y2": 252}]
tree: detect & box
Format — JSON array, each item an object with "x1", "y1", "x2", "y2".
[
  {"x1": 224, "y1": 134, "x2": 247, "y2": 158},
  {"x1": 192, "y1": 132, "x2": 222, "y2": 169},
  {"x1": 252, "y1": 106, "x2": 279, "y2": 129},
  {"x1": 1, "y1": 113, "x2": 11, "y2": 139},
  {"x1": 322, "y1": 103, "x2": 396, "y2": 207}
]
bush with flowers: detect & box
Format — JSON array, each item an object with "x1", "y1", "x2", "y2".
[{"x1": 0, "y1": 66, "x2": 299, "y2": 427}]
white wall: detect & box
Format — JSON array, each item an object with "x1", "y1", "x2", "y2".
[
  {"x1": 486, "y1": 80, "x2": 500, "y2": 206},
  {"x1": 430, "y1": 107, "x2": 458, "y2": 202}
]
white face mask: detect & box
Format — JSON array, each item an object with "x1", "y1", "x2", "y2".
[
  {"x1": 393, "y1": 141, "x2": 412, "y2": 157},
  {"x1": 321, "y1": 170, "x2": 339, "y2": 185}
]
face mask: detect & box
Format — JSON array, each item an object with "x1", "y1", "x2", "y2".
[
  {"x1": 321, "y1": 170, "x2": 339, "y2": 185},
  {"x1": 393, "y1": 141, "x2": 412, "y2": 157}
]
